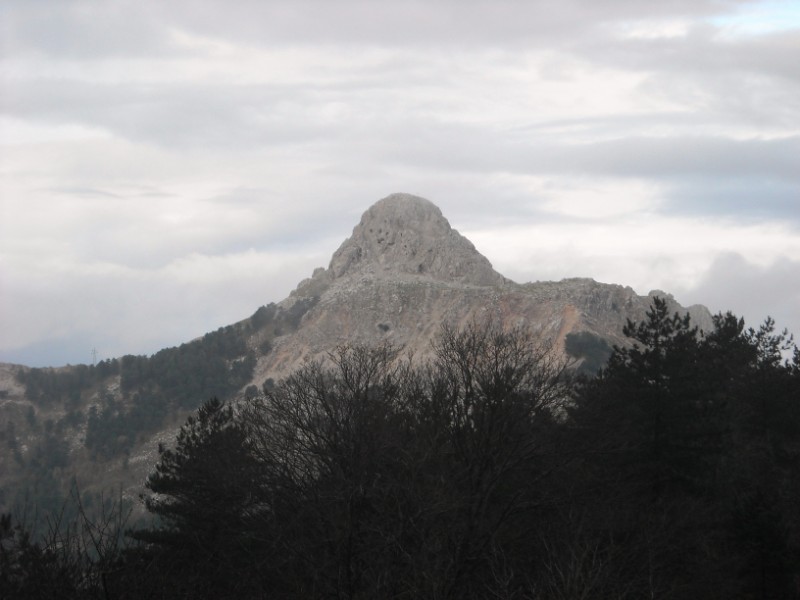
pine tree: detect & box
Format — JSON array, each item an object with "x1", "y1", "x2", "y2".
[{"x1": 131, "y1": 398, "x2": 267, "y2": 597}]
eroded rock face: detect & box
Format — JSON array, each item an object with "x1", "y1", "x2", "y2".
[{"x1": 328, "y1": 193, "x2": 505, "y2": 286}]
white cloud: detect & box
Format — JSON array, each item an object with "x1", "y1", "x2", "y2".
[
  {"x1": 613, "y1": 19, "x2": 695, "y2": 40},
  {"x1": 536, "y1": 178, "x2": 664, "y2": 219},
  {"x1": 463, "y1": 214, "x2": 800, "y2": 295}
]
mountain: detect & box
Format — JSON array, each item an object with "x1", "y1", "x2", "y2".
[
  {"x1": 0, "y1": 193, "x2": 712, "y2": 517},
  {"x1": 250, "y1": 193, "x2": 711, "y2": 381}
]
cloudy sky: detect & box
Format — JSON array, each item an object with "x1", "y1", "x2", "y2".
[{"x1": 1, "y1": 0, "x2": 799, "y2": 367}]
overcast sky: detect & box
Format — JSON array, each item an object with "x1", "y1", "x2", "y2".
[{"x1": 1, "y1": 0, "x2": 799, "y2": 367}]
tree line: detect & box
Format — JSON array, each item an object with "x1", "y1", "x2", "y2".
[{"x1": 2, "y1": 298, "x2": 799, "y2": 599}]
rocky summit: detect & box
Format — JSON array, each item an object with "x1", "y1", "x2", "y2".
[{"x1": 328, "y1": 193, "x2": 505, "y2": 286}]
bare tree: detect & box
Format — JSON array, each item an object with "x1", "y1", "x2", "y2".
[{"x1": 242, "y1": 322, "x2": 573, "y2": 598}]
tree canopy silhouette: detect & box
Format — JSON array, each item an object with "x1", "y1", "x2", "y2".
[{"x1": 3, "y1": 308, "x2": 798, "y2": 599}]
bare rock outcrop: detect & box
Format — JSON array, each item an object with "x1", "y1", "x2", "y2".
[{"x1": 328, "y1": 193, "x2": 505, "y2": 286}]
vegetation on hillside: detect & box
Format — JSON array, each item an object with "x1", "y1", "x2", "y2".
[
  {"x1": 2, "y1": 300, "x2": 799, "y2": 598},
  {"x1": 2, "y1": 309, "x2": 273, "y2": 531}
]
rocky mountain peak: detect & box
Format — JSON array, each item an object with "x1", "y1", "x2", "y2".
[{"x1": 327, "y1": 193, "x2": 505, "y2": 286}]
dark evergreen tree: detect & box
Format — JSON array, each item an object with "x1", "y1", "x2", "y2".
[
  {"x1": 568, "y1": 300, "x2": 800, "y2": 598},
  {"x1": 721, "y1": 318, "x2": 800, "y2": 598},
  {"x1": 570, "y1": 297, "x2": 716, "y2": 500},
  {"x1": 131, "y1": 398, "x2": 269, "y2": 598}
]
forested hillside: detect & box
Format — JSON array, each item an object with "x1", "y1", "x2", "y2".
[
  {"x1": 2, "y1": 299, "x2": 798, "y2": 599},
  {"x1": 0, "y1": 301, "x2": 316, "y2": 530}
]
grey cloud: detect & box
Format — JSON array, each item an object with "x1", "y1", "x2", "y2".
[
  {"x1": 683, "y1": 253, "x2": 800, "y2": 339},
  {"x1": 577, "y1": 25, "x2": 800, "y2": 130},
  {"x1": 644, "y1": 73, "x2": 800, "y2": 133},
  {"x1": 1, "y1": 79, "x2": 340, "y2": 149},
  {"x1": 3, "y1": 0, "x2": 755, "y2": 60},
  {"x1": 372, "y1": 124, "x2": 800, "y2": 224},
  {"x1": 1, "y1": 1, "x2": 176, "y2": 59},
  {"x1": 165, "y1": 0, "x2": 751, "y2": 48},
  {"x1": 7, "y1": 65, "x2": 798, "y2": 226},
  {"x1": 561, "y1": 136, "x2": 800, "y2": 181},
  {"x1": 48, "y1": 186, "x2": 123, "y2": 199},
  {"x1": 202, "y1": 187, "x2": 361, "y2": 252},
  {"x1": 379, "y1": 120, "x2": 800, "y2": 182},
  {"x1": 587, "y1": 25, "x2": 800, "y2": 84},
  {"x1": 510, "y1": 112, "x2": 707, "y2": 137},
  {"x1": 48, "y1": 185, "x2": 357, "y2": 269},
  {"x1": 661, "y1": 179, "x2": 800, "y2": 225}
]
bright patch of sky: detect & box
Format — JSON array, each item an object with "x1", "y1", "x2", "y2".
[{"x1": 709, "y1": 0, "x2": 800, "y2": 36}]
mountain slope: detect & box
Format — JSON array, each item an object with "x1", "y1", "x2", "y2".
[{"x1": 0, "y1": 192, "x2": 712, "y2": 516}]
